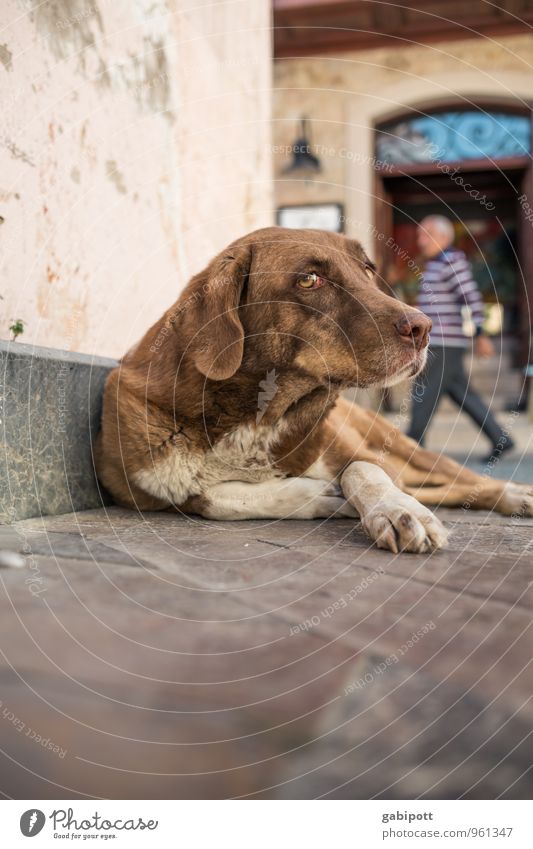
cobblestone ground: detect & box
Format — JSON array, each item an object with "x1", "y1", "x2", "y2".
[{"x1": 0, "y1": 349, "x2": 531, "y2": 800}]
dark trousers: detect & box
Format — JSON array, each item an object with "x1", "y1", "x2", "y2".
[{"x1": 407, "y1": 346, "x2": 504, "y2": 447}]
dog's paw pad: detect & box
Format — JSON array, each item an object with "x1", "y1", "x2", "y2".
[
  {"x1": 363, "y1": 502, "x2": 448, "y2": 554},
  {"x1": 498, "y1": 483, "x2": 533, "y2": 518}
]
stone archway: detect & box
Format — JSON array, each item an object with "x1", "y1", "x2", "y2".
[{"x1": 345, "y1": 74, "x2": 532, "y2": 365}]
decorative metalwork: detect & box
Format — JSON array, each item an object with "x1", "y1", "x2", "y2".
[{"x1": 376, "y1": 111, "x2": 530, "y2": 165}]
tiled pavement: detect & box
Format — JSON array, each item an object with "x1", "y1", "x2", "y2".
[
  {"x1": 0, "y1": 497, "x2": 532, "y2": 799},
  {"x1": 0, "y1": 350, "x2": 531, "y2": 800}
]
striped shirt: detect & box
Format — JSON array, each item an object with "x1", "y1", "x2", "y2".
[{"x1": 416, "y1": 247, "x2": 485, "y2": 348}]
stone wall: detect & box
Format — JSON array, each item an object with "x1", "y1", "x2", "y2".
[
  {"x1": 0, "y1": 0, "x2": 272, "y2": 358},
  {"x1": 273, "y1": 34, "x2": 533, "y2": 257},
  {"x1": 0, "y1": 340, "x2": 115, "y2": 522}
]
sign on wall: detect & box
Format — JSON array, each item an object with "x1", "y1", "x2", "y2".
[{"x1": 277, "y1": 203, "x2": 344, "y2": 232}]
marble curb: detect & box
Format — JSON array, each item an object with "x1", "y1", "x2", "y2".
[{"x1": 0, "y1": 341, "x2": 117, "y2": 523}]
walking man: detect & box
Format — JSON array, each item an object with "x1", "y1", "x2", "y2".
[{"x1": 407, "y1": 215, "x2": 513, "y2": 463}]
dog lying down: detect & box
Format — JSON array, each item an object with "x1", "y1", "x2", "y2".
[{"x1": 95, "y1": 227, "x2": 533, "y2": 554}]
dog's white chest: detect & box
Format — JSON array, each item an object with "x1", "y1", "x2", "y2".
[
  {"x1": 134, "y1": 422, "x2": 283, "y2": 506},
  {"x1": 200, "y1": 423, "x2": 283, "y2": 488}
]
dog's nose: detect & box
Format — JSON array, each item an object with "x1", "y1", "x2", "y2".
[{"x1": 395, "y1": 312, "x2": 432, "y2": 351}]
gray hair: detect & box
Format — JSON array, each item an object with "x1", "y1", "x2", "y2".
[{"x1": 420, "y1": 215, "x2": 455, "y2": 245}]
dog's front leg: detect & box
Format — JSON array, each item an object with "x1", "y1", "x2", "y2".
[
  {"x1": 341, "y1": 461, "x2": 449, "y2": 554},
  {"x1": 187, "y1": 477, "x2": 357, "y2": 521}
]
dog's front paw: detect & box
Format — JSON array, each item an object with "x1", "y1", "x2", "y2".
[
  {"x1": 361, "y1": 497, "x2": 449, "y2": 554},
  {"x1": 497, "y1": 483, "x2": 533, "y2": 518}
]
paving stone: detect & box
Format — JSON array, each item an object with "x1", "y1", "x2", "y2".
[
  {"x1": 275, "y1": 658, "x2": 533, "y2": 800},
  {"x1": 1, "y1": 500, "x2": 532, "y2": 799}
]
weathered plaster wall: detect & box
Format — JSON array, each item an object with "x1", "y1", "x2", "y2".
[
  {"x1": 0, "y1": 0, "x2": 272, "y2": 357},
  {"x1": 273, "y1": 34, "x2": 533, "y2": 256}
]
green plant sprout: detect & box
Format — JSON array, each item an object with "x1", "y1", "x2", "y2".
[{"x1": 9, "y1": 319, "x2": 25, "y2": 341}]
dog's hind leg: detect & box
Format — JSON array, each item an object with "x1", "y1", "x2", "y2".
[
  {"x1": 370, "y1": 428, "x2": 533, "y2": 516},
  {"x1": 405, "y1": 479, "x2": 533, "y2": 516},
  {"x1": 328, "y1": 399, "x2": 472, "y2": 488}
]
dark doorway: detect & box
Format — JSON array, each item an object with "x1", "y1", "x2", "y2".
[{"x1": 375, "y1": 160, "x2": 531, "y2": 368}]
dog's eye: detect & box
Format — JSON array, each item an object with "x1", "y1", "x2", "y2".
[
  {"x1": 364, "y1": 264, "x2": 375, "y2": 280},
  {"x1": 298, "y1": 272, "x2": 324, "y2": 290}
]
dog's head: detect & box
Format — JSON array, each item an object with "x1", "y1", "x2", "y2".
[{"x1": 178, "y1": 227, "x2": 431, "y2": 389}]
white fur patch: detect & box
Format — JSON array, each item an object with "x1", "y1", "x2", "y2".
[
  {"x1": 498, "y1": 482, "x2": 533, "y2": 517},
  {"x1": 134, "y1": 449, "x2": 202, "y2": 505},
  {"x1": 197, "y1": 477, "x2": 356, "y2": 521},
  {"x1": 133, "y1": 421, "x2": 285, "y2": 506},
  {"x1": 304, "y1": 456, "x2": 338, "y2": 483},
  {"x1": 373, "y1": 347, "x2": 428, "y2": 389}
]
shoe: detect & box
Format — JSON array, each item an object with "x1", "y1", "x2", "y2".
[
  {"x1": 504, "y1": 398, "x2": 526, "y2": 413},
  {"x1": 482, "y1": 437, "x2": 515, "y2": 465}
]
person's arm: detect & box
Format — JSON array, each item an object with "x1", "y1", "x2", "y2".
[{"x1": 449, "y1": 254, "x2": 494, "y2": 357}]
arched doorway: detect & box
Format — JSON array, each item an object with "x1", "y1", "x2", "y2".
[{"x1": 373, "y1": 101, "x2": 533, "y2": 368}]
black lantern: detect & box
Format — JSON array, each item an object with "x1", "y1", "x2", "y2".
[{"x1": 283, "y1": 118, "x2": 321, "y2": 174}]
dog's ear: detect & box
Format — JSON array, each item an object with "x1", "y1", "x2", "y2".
[{"x1": 185, "y1": 243, "x2": 252, "y2": 381}]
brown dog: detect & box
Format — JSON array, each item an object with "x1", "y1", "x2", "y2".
[{"x1": 95, "y1": 227, "x2": 532, "y2": 553}]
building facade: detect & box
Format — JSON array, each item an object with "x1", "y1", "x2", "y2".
[
  {"x1": 0, "y1": 0, "x2": 272, "y2": 358},
  {"x1": 273, "y1": 1, "x2": 533, "y2": 364}
]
